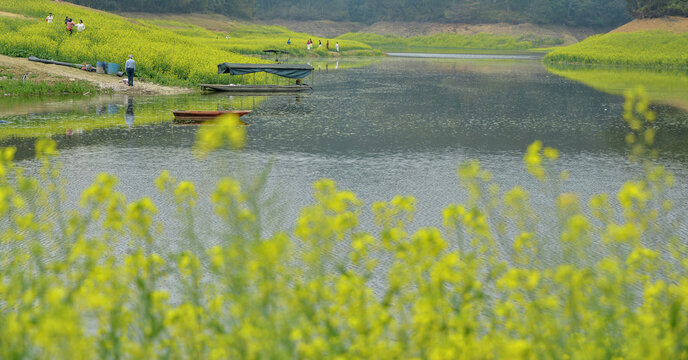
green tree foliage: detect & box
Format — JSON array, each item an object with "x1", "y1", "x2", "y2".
[
  {"x1": 69, "y1": 0, "x2": 255, "y2": 17},
  {"x1": 71, "y1": 0, "x2": 637, "y2": 28},
  {"x1": 625, "y1": 0, "x2": 688, "y2": 18}
]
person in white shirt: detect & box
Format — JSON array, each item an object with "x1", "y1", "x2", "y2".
[
  {"x1": 335, "y1": 42, "x2": 340, "y2": 52},
  {"x1": 46, "y1": 13, "x2": 53, "y2": 23},
  {"x1": 76, "y1": 19, "x2": 85, "y2": 32}
]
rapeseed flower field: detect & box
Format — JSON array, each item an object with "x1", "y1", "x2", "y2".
[
  {"x1": 1, "y1": 89, "x2": 687, "y2": 359},
  {"x1": 0, "y1": 0, "x2": 372, "y2": 87},
  {"x1": 544, "y1": 31, "x2": 688, "y2": 69},
  {"x1": 338, "y1": 32, "x2": 563, "y2": 52}
]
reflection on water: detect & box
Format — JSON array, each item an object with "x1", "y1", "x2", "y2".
[
  {"x1": 1, "y1": 56, "x2": 687, "y2": 244},
  {"x1": 125, "y1": 96, "x2": 135, "y2": 129},
  {"x1": 546, "y1": 64, "x2": 688, "y2": 112},
  {"x1": 387, "y1": 52, "x2": 543, "y2": 60},
  {"x1": 0, "y1": 92, "x2": 271, "y2": 139}
]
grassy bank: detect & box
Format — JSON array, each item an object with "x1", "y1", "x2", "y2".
[
  {"x1": 139, "y1": 19, "x2": 380, "y2": 57},
  {"x1": 0, "y1": 77, "x2": 99, "y2": 96},
  {"x1": 544, "y1": 30, "x2": 688, "y2": 68},
  {"x1": 0, "y1": 0, "x2": 373, "y2": 88},
  {"x1": 0, "y1": 65, "x2": 101, "y2": 96},
  {"x1": 338, "y1": 32, "x2": 564, "y2": 52}
]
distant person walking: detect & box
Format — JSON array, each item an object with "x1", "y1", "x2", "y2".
[
  {"x1": 326, "y1": 40, "x2": 329, "y2": 50},
  {"x1": 125, "y1": 55, "x2": 135, "y2": 87},
  {"x1": 76, "y1": 19, "x2": 85, "y2": 32},
  {"x1": 287, "y1": 38, "x2": 291, "y2": 45},
  {"x1": 335, "y1": 42, "x2": 339, "y2": 52},
  {"x1": 46, "y1": 13, "x2": 53, "y2": 23},
  {"x1": 66, "y1": 18, "x2": 74, "y2": 35},
  {"x1": 318, "y1": 40, "x2": 322, "y2": 48}
]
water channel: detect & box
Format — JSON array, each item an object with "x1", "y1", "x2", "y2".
[{"x1": 1, "y1": 55, "x2": 687, "y2": 251}]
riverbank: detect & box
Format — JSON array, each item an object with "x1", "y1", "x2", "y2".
[
  {"x1": 544, "y1": 16, "x2": 688, "y2": 68},
  {"x1": 124, "y1": 12, "x2": 607, "y2": 54},
  {"x1": 0, "y1": 54, "x2": 192, "y2": 95},
  {"x1": 267, "y1": 19, "x2": 603, "y2": 45}
]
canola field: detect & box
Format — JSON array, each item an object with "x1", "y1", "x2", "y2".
[
  {"x1": 1, "y1": 91, "x2": 688, "y2": 359},
  {"x1": 338, "y1": 31, "x2": 563, "y2": 52},
  {"x1": 0, "y1": 0, "x2": 372, "y2": 86},
  {"x1": 544, "y1": 30, "x2": 688, "y2": 68}
]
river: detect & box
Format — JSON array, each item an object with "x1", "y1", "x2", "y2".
[{"x1": 1, "y1": 55, "x2": 687, "y2": 251}]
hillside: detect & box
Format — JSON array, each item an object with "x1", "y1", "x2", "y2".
[
  {"x1": 0, "y1": 0, "x2": 374, "y2": 91},
  {"x1": 268, "y1": 20, "x2": 603, "y2": 46},
  {"x1": 544, "y1": 17, "x2": 688, "y2": 68},
  {"x1": 609, "y1": 16, "x2": 688, "y2": 33},
  {"x1": 125, "y1": 13, "x2": 587, "y2": 52}
]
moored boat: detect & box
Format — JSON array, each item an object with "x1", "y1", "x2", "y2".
[
  {"x1": 172, "y1": 110, "x2": 251, "y2": 124},
  {"x1": 199, "y1": 63, "x2": 314, "y2": 93}
]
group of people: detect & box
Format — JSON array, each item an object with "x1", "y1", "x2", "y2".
[
  {"x1": 45, "y1": 12, "x2": 137, "y2": 87},
  {"x1": 46, "y1": 13, "x2": 85, "y2": 35},
  {"x1": 292, "y1": 38, "x2": 339, "y2": 52}
]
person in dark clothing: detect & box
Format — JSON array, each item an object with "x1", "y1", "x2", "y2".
[{"x1": 125, "y1": 55, "x2": 135, "y2": 87}]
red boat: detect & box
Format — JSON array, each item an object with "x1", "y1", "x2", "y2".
[{"x1": 172, "y1": 110, "x2": 252, "y2": 124}]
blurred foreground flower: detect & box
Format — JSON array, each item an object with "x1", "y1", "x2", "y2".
[{"x1": 193, "y1": 114, "x2": 246, "y2": 157}]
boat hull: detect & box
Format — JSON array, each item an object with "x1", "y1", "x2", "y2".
[
  {"x1": 172, "y1": 110, "x2": 251, "y2": 124},
  {"x1": 199, "y1": 84, "x2": 312, "y2": 93}
]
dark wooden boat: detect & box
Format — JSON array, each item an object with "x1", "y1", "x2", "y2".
[
  {"x1": 199, "y1": 84, "x2": 312, "y2": 93},
  {"x1": 172, "y1": 110, "x2": 251, "y2": 124}
]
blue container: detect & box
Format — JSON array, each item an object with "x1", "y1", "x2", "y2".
[
  {"x1": 106, "y1": 62, "x2": 119, "y2": 74},
  {"x1": 96, "y1": 61, "x2": 105, "y2": 73}
]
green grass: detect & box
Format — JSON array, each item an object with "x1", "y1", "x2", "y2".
[
  {"x1": 136, "y1": 19, "x2": 379, "y2": 58},
  {"x1": 337, "y1": 32, "x2": 564, "y2": 52},
  {"x1": 0, "y1": 78, "x2": 102, "y2": 96},
  {"x1": 544, "y1": 30, "x2": 688, "y2": 68}
]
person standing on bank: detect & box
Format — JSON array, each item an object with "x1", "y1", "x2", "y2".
[{"x1": 125, "y1": 55, "x2": 135, "y2": 87}]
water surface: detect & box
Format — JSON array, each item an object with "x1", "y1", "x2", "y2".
[{"x1": 2, "y1": 56, "x2": 687, "y2": 250}]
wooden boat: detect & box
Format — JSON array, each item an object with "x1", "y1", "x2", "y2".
[
  {"x1": 199, "y1": 84, "x2": 311, "y2": 93},
  {"x1": 172, "y1": 110, "x2": 251, "y2": 124},
  {"x1": 200, "y1": 63, "x2": 314, "y2": 93}
]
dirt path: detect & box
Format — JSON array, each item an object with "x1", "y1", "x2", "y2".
[
  {"x1": 0, "y1": 54, "x2": 192, "y2": 95},
  {"x1": 609, "y1": 16, "x2": 688, "y2": 33},
  {"x1": 0, "y1": 11, "x2": 28, "y2": 19}
]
